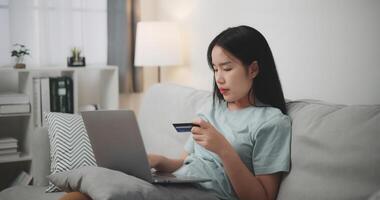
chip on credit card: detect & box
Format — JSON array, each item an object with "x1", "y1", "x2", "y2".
[{"x1": 172, "y1": 123, "x2": 200, "y2": 133}]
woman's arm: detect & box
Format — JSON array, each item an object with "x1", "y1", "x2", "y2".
[
  {"x1": 219, "y1": 145, "x2": 281, "y2": 200},
  {"x1": 147, "y1": 151, "x2": 188, "y2": 173},
  {"x1": 192, "y1": 119, "x2": 281, "y2": 200}
]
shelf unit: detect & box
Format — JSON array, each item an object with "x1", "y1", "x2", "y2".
[
  {"x1": 0, "y1": 65, "x2": 119, "y2": 189},
  {"x1": 0, "y1": 154, "x2": 32, "y2": 164},
  {"x1": 0, "y1": 113, "x2": 31, "y2": 118}
]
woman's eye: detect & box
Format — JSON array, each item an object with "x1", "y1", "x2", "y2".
[
  {"x1": 224, "y1": 68, "x2": 232, "y2": 71},
  {"x1": 213, "y1": 69, "x2": 218, "y2": 72}
]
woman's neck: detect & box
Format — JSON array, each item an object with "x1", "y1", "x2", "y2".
[{"x1": 227, "y1": 96, "x2": 255, "y2": 111}]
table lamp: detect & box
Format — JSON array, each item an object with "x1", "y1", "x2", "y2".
[{"x1": 134, "y1": 21, "x2": 182, "y2": 82}]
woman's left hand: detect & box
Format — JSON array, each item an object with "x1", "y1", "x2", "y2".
[{"x1": 191, "y1": 118, "x2": 231, "y2": 156}]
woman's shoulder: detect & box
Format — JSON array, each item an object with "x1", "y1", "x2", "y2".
[
  {"x1": 258, "y1": 105, "x2": 285, "y2": 117},
  {"x1": 253, "y1": 98, "x2": 284, "y2": 117},
  {"x1": 254, "y1": 106, "x2": 291, "y2": 128}
]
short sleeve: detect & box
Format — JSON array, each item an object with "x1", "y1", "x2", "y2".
[
  {"x1": 184, "y1": 136, "x2": 194, "y2": 154},
  {"x1": 252, "y1": 115, "x2": 292, "y2": 175}
]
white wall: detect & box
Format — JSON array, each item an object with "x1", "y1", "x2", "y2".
[{"x1": 145, "y1": 0, "x2": 380, "y2": 105}]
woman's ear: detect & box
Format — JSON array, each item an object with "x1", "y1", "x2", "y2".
[{"x1": 248, "y1": 61, "x2": 259, "y2": 79}]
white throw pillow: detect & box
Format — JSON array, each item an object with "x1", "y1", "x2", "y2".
[{"x1": 45, "y1": 112, "x2": 97, "y2": 192}]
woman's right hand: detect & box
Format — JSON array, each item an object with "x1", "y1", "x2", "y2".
[
  {"x1": 147, "y1": 154, "x2": 163, "y2": 169},
  {"x1": 147, "y1": 152, "x2": 187, "y2": 173}
]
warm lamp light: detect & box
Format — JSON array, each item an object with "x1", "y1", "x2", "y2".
[{"x1": 134, "y1": 21, "x2": 182, "y2": 82}]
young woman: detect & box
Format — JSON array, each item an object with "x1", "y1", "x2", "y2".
[
  {"x1": 149, "y1": 25, "x2": 291, "y2": 200},
  {"x1": 59, "y1": 25, "x2": 291, "y2": 200}
]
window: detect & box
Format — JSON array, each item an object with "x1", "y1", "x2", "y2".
[
  {"x1": 0, "y1": 0, "x2": 107, "y2": 67},
  {"x1": 0, "y1": 0, "x2": 10, "y2": 66}
]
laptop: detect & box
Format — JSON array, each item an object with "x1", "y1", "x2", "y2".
[{"x1": 81, "y1": 110, "x2": 211, "y2": 184}]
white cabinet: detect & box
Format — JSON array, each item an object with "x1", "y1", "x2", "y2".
[{"x1": 0, "y1": 65, "x2": 119, "y2": 189}]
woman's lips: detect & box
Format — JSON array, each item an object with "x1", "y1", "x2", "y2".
[{"x1": 219, "y1": 88, "x2": 229, "y2": 94}]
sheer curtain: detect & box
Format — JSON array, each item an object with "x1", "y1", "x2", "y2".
[{"x1": 3, "y1": 0, "x2": 107, "y2": 67}]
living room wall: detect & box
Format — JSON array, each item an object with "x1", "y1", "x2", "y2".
[{"x1": 145, "y1": 0, "x2": 380, "y2": 105}]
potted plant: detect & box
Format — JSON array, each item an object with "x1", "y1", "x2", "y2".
[
  {"x1": 67, "y1": 47, "x2": 86, "y2": 67},
  {"x1": 71, "y1": 47, "x2": 81, "y2": 62},
  {"x1": 11, "y1": 43, "x2": 30, "y2": 69}
]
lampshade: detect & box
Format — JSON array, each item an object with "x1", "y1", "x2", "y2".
[{"x1": 134, "y1": 21, "x2": 182, "y2": 67}]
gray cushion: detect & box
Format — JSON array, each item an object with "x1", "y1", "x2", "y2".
[
  {"x1": 48, "y1": 166, "x2": 218, "y2": 200},
  {"x1": 0, "y1": 186, "x2": 64, "y2": 200},
  {"x1": 277, "y1": 100, "x2": 380, "y2": 200}
]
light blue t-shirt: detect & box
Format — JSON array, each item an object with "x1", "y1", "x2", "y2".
[{"x1": 173, "y1": 99, "x2": 292, "y2": 200}]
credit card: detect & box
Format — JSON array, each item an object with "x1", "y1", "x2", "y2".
[{"x1": 172, "y1": 123, "x2": 200, "y2": 133}]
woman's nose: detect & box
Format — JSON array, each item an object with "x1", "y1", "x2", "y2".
[{"x1": 215, "y1": 72, "x2": 225, "y2": 84}]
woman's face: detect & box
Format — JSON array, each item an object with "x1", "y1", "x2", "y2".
[{"x1": 211, "y1": 45, "x2": 258, "y2": 107}]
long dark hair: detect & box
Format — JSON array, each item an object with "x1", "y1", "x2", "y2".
[{"x1": 207, "y1": 25, "x2": 287, "y2": 114}]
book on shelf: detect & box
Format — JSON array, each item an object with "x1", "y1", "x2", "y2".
[
  {"x1": 0, "y1": 148, "x2": 18, "y2": 154},
  {"x1": 40, "y1": 77, "x2": 51, "y2": 113},
  {"x1": 0, "y1": 151, "x2": 20, "y2": 161},
  {"x1": 50, "y1": 77, "x2": 74, "y2": 114},
  {"x1": 66, "y1": 77, "x2": 74, "y2": 113},
  {"x1": 40, "y1": 77, "x2": 50, "y2": 127},
  {"x1": 0, "y1": 137, "x2": 18, "y2": 150},
  {"x1": 11, "y1": 171, "x2": 33, "y2": 186},
  {"x1": 0, "y1": 93, "x2": 29, "y2": 105},
  {"x1": 0, "y1": 143, "x2": 17, "y2": 149},
  {"x1": 0, "y1": 137, "x2": 17, "y2": 144},
  {"x1": 49, "y1": 78, "x2": 57, "y2": 112},
  {"x1": 33, "y1": 76, "x2": 74, "y2": 127},
  {"x1": 33, "y1": 78, "x2": 42, "y2": 127},
  {"x1": 0, "y1": 104, "x2": 30, "y2": 114}
]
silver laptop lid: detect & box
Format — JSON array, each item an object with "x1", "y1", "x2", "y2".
[{"x1": 81, "y1": 110, "x2": 153, "y2": 182}]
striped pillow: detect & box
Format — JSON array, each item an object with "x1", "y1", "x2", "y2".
[{"x1": 45, "y1": 112, "x2": 97, "y2": 192}]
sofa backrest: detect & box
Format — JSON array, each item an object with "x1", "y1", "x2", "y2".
[
  {"x1": 31, "y1": 83, "x2": 380, "y2": 200},
  {"x1": 138, "y1": 83, "x2": 211, "y2": 158},
  {"x1": 139, "y1": 83, "x2": 380, "y2": 200}
]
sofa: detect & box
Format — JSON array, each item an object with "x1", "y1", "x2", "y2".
[{"x1": 1, "y1": 83, "x2": 379, "y2": 200}]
